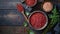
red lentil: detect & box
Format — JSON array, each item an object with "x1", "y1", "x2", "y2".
[{"x1": 29, "y1": 12, "x2": 47, "y2": 29}]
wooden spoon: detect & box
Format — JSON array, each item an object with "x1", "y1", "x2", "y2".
[{"x1": 17, "y1": 4, "x2": 29, "y2": 23}]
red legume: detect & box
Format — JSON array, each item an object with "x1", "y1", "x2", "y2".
[
  {"x1": 29, "y1": 12, "x2": 46, "y2": 29},
  {"x1": 25, "y1": 0, "x2": 37, "y2": 7},
  {"x1": 17, "y1": 4, "x2": 24, "y2": 12}
]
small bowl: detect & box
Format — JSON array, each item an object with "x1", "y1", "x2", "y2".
[
  {"x1": 42, "y1": 2, "x2": 53, "y2": 12},
  {"x1": 28, "y1": 11, "x2": 48, "y2": 30},
  {"x1": 25, "y1": 0, "x2": 37, "y2": 7}
]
